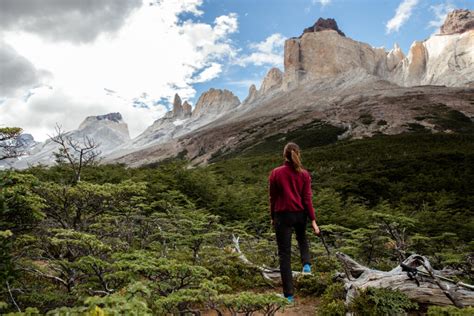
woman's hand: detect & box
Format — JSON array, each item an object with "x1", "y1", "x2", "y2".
[{"x1": 311, "y1": 220, "x2": 320, "y2": 236}]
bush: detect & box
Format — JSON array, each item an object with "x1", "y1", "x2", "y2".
[
  {"x1": 317, "y1": 300, "x2": 346, "y2": 316},
  {"x1": 349, "y1": 287, "x2": 417, "y2": 315},
  {"x1": 296, "y1": 272, "x2": 332, "y2": 296},
  {"x1": 218, "y1": 292, "x2": 288, "y2": 315},
  {"x1": 316, "y1": 283, "x2": 347, "y2": 316},
  {"x1": 428, "y1": 306, "x2": 474, "y2": 316},
  {"x1": 314, "y1": 256, "x2": 342, "y2": 273}
]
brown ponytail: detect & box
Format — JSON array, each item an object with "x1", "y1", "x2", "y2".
[{"x1": 283, "y1": 142, "x2": 304, "y2": 172}]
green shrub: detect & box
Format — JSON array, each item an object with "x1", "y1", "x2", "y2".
[
  {"x1": 427, "y1": 306, "x2": 474, "y2": 316},
  {"x1": 218, "y1": 292, "x2": 288, "y2": 315},
  {"x1": 317, "y1": 300, "x2": 346, "y2": 316},
  {"x1": 296, "y1": 272, "x2": 332, "y2": 296},
  {"x1": 349, "y1": 287, "x2": 417, "y2": 315},
  {"x1": 314, "y1": 256, "x2": 342, "y2": 273},
  {"x1": 316, "y1": 283, "x2": 347, "y2": 315},
  {"x1": 4, "y1": 307, "x2": 41, "y2": 316}
]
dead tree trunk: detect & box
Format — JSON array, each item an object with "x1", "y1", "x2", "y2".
[{"x1": 335, "y1": 252, "x2": 474, "y2": 307}]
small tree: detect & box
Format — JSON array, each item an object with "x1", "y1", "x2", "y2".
[
  {"x1": 49, "y1": 124, "x2": 101, "y2": 184},
  {"x1": 0, "y1": 127, "x2": 23, "y2": 161}
]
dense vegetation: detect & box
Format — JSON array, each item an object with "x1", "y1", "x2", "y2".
[{"x1": 1, "y1": 131, "x2": 473, "y2": 315}]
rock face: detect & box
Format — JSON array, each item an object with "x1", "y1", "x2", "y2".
[
  {"x1": 389, "y1": 30, "x2": 473, "y2": 87},
  {"x1": 282, "y1": 14, "x2": 473, "y2": 88},
  {"x1": 302, "y1": 17, "x2": 345, "y2": 37},
  {"x1": 440, "y1": 9, "x2": 474, "y2": 34},
  {"x1": 283, "y1": 29, "x2": 387, "y2": 88},
  {"x1": 192, "y1": 88, "x2": 240, "y2": 118}
]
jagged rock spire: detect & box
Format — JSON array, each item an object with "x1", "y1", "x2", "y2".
[
  {"x1": 182, "y1": 101, "x2": 192, "y2": 116},
  {"x1": 172, "y1": 93, "x2": 183, "y2": 117}
]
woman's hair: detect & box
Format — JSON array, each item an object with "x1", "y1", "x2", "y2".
[{"x1": 283, "y1": 142, "x2": 303, "y2": 172}]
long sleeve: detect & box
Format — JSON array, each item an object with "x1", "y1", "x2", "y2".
[
  {"x1": 302, "y1": 171, "x2": 316, "y2": 221},
  {"x1": 268, "y1": 170, "x2": 277, "y2": 220}
]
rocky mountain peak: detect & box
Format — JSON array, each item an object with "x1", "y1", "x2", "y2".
[
  {"x1": 386, "y1": 43, "x2": 405, "y2": 71},
  {"x1": 96, "y1": 112, "x2": 123, "y2": 123},
  {"x1": 79, "y1": 112, "x2": 124, "y2": 128},
  {"x1": 192, "y1": 88, "x2": 240, "y2": 118},
  {"x1": 182, "y1": 101, "x2": 192, "y2": 116},
  {"x1": 260, "y1": 68, "x2": 283, "y2": 95},
  {"x1": 243, "y1": 84, "x2": 258, "y2": 104},
  {"x1": 440, "y1": 9, "x2": 474, "y2": 34},
  {"x1": 77, "y1": 112, "x2": 130, "y2": 141},
  {"x1": 16, "y1": 133, "x2": 37, "y2": 149},
  {"x1": 302, "y1": 17, "x2": 345, "y2": 37},
  {"x1": 172, "y1": 93, "x2": 183, "y2": 116}
]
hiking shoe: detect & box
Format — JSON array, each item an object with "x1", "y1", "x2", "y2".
[
  {"x1": 302, "y1": 263, "x2": 311, "y2": 274},
  {"x1": 277, "y1": 294, "x2": 295, "y2": 304}
]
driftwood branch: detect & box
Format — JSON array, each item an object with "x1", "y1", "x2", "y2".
[
  {"x1": 231, "y1": 234, "x2": 307, "y2": 283},
  {"x1": 6, "y1": 280, "x2": 21, "y2": 312},
  {"x1": 335, "y1": 252, "x2": 474, "y2": 307}
]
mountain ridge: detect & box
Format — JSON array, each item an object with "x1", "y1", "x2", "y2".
[{"x1": 3, "y1": 10, "x2": 473, "y2": 169}]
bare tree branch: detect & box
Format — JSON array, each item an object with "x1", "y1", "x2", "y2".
[{"x1": 49, "y1": 124, "x2": 102, "y2": 184}]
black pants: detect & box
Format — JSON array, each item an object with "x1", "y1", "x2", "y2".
[{"x1": 274, "y1": 211, "x2": 311, "y2": 297}]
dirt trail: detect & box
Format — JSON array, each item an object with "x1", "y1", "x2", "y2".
[
  {"x1": 201, "y1": 296, "x2": 320, "y2": 315},
  {"x1": 275, "y1": 296, "x2": 320, "y2": 315}
]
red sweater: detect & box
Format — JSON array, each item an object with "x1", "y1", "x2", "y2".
[{"x1": 268, "y1": 161, "x2": 316, "y2": 221}]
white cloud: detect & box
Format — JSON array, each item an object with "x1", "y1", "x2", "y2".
[
  {"x1": 0, "y1": 0, "x2": 238, "y2": 141},
  {"x1": 428, "y1": 1, "x2": 456, "y2": 32},
  {"x1": 237, "y1": 33, "x2": 285, "y2": 67},
  {"x1": 191, "y1": 63, "x2": 223, "y2": 83},
  {"x1": 312, "y1": 0, "x2": 332, "y2": 6},
  {"x1": 214, "y1": 13, "x2": 239, "y2": 38},
  {"x1": 386, "y1": 0, "x2": 420, "y2": 34}
]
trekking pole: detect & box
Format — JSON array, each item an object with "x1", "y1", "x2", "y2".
[{"x1": 318, "y1": 229, "x2": 331, "y2": 257}]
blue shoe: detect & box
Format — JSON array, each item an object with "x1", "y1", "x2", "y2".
[
  {"x1": 277, "y1": 293, "x2": 294, "y2": 304},
  {"x1": 302, "y1": 263, "x2": 311, "y2": 274}
]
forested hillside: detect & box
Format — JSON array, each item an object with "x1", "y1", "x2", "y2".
[{"x1": 1, "y1": 132, "x2": 473, "y2": 315}]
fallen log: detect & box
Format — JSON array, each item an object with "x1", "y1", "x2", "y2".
[{"x1": 335, "y1": 252, "x2": 474, "y2": 307}]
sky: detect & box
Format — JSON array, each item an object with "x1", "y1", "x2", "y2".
[{"x1": 0, "y1": 0, "x2": 472, "y2": 141}]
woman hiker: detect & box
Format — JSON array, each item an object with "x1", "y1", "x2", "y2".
[{"x1": 268, "y1": 142, "x2": 320, "y2": 303}]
